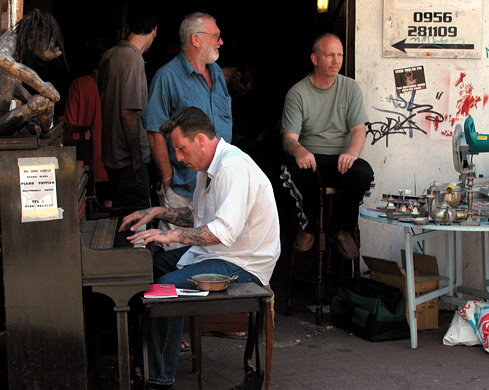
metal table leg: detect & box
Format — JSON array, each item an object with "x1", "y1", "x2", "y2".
[{"x1": 404, "y1": 227, "x2": 418, "y2": 349}]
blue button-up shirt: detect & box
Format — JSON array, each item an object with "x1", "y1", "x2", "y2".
[{"x1": 142, "y1": 52, "x2": 232, "y2": 196}]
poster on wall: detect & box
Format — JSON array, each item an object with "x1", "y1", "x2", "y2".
[
  {"x1": 394, "y1": 66, "x2": 426, "y2": 93},
  {"x1": 383, "y1": 0, "x2": 482, "y2": 58}
]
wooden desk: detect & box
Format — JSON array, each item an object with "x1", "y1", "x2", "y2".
[
  {"x1": 360, "y1": 208, "x2": 489, "y2": 349},
  {"x1": 139, "y1": 283, "x2": 272, "y2": 390}
]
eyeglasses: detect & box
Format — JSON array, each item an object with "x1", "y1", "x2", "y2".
[{"x1": 196, "y1": 31, "x2": 221, "y2": 41}]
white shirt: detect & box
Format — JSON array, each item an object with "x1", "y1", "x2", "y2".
[{"x1": 177, "y1": 139, "x2": 281, "y2": 285}]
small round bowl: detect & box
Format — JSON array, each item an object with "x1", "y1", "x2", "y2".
[
  {"x1": 455, "y1": 208, "x2": 467, "y2": 222},
  {"x1": 187, "y1": 274, "x2": 238, "y2": 291},
  {"x1": 412, "y1": 217, "x2": 429, "y2": 226},
  {"x1": 398, "y1": 217, "x2": 413, "y2": 223}
]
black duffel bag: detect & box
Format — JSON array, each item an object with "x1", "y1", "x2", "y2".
[{"x1": 330, "y1": 277, "x2": 410, "y2": 341}]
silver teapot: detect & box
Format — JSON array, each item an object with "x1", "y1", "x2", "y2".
[{"x1": 432, "y1": 202, "x2": 457, "y2": 225}]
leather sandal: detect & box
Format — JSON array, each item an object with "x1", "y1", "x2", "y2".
[
  {"x1": 293, "y1": 230, "x2": 314, "y2": 251},
  {"x1": 336, "y1": 230, "x2": 359, "y2": 259}
]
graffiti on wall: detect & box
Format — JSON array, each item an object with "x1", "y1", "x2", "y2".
[
  {"x1": 367, "y1": 91, "x2": 440, "y2": 146},
  {"x1": 367, "y1": 70, "x2": 487, "y2": 146}
]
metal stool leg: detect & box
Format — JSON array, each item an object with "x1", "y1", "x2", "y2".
[
  {"x1": 324, "y1": 188, "x2": 336, "y2": 300},
  {"x1": 315, "y1": 187, "x2": 326, "y2": 325},
  {"x1": 286, "y1": 186, "x2": 338, "y2": 324}
]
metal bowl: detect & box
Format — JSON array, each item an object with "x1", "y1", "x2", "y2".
[
  {"x1": 412, "y1": 217, "x2": 429, "y2": 226},
  {"x1": 442, "y1": 191, "x2": 461, "y2": 208},
  {"x1": 455, "y1": 208, "x2": 467, "y2": 222},
  {"x1": 187, "y1": 274, "x2": 238, "y2": 291}
]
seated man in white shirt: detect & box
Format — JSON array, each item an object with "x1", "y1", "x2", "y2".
[{"x1": 120, "y1": 106, "x2": 280, "y2": 390}]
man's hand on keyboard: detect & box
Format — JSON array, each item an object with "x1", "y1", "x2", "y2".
[
  {"x1": 127, "y1": 228, "x2": 175, "y2": 247},
  {"x1": 119, "y1": 208, "x2": 156, "y2": 233}
]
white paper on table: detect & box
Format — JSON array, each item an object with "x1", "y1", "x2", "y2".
[{"x1": 176, "y1": 289, "x2": 210, "y2": 297}]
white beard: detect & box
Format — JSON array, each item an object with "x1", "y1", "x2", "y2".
[{"x1": 200, "y1": 43, "x2": 219, "y2": 64}]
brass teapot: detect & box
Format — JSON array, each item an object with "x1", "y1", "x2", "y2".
[{"x1": 432, "y1": 202, "x2": 457, "y2": 225}]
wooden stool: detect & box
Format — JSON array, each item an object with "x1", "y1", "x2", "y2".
[
  {"x1": 189, "y1": 285, "x2": 275, "y2": 390},
  {"x1": 286, "y1": 186, "x2": 360, "y2": 325}
]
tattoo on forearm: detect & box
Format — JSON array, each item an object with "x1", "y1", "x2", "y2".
[
  {"x1": 161, "y1": 225, "x2": 220, "y2": 246},
  {"x1": 154, "y1": 207, "x2": 194, "y2": 227}
]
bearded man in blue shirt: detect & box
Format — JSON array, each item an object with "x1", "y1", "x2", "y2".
[{"x1": 142, "y1": 12, "x2": 232, "y2": 251}]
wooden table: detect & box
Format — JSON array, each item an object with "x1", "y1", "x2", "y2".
[{"x1": 139, "y1": 283, "x2": 272, "y2": 389}]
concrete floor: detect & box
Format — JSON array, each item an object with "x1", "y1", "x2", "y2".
[
  {"x1": 87, "y1": 244, "x2": 489, "y2": 390},
  {"x1": 172, "y1": 310, "x2": 489, "y2": 390},
  {"x1": 88, "y1": 304, "x2": 489, "y2": 390},
  {"x1": 5, "y1": 244, "x2": 487, "y2": 389}
]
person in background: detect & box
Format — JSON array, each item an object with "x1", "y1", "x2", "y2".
[
  {"x1": 221, "y1": 62, "x2": 262, "y2": 97},
  {"x1": 280, "y1": 33, "x2": 373, "y2": 257},
  {"x1": 221, "y1": 62, "x2": 271, "y2": 161},
  {"x1": 64, "y1": 38, "x2": 113, "y2": 207},
  {"x1": 120, "y1": 107, "x2": 280, "y2": 390},
  {"x1": 98, "y1": 5, "x2": 158, "y2": 208},
  {"x1": 142, "y1": 11, "x2": 232, "y2": 250}
]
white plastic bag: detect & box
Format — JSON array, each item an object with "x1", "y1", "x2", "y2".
[
  {"x1": 461, "y1": 300, "x2": 489, "y2": 352},
  {"x1": 443, "y1": 309, "x2": 481, "y2": 346}
]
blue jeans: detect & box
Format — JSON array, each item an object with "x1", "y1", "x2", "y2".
[{"x1": 149, "y1": 247, "x2": 262, "y2": 385}]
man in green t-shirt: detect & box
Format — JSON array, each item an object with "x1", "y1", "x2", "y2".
[{"x1": 280, "y1": 33, "x2": 373, "y2": 257}]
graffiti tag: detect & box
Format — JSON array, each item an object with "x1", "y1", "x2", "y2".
[{"x1": 367, "y1": 91, "x2": 443, "y2": 146}]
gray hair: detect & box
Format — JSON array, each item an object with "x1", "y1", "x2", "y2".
[
  {"x1": 312, "y1": 33, "x2": 342, "y2": 54},
  {"x1": 179, "y1": 12, "x2": 216, "y2": 50}
]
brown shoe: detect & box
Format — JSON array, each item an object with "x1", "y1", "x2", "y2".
[
  {"x1": 336, "y1": 230, "x2": 359, "y2": 259},
  {"x1": 294, "y1": 230, "x2": 314, "y2": 251}
]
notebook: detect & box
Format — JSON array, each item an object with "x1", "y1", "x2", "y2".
[{"x1": 143, "y1": 284, "x2": 178, "y2": 298}]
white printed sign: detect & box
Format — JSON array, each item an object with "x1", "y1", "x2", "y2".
[
  {"x1": 18, "y1": 157, "x2": 63, "y2": 222},
  {"x1": 383, "y1": 0, "x2": 482, "y2": 58}
]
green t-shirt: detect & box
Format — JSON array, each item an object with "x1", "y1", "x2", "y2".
[{"x1": 281, "y1": 74, "x2": 368, "y2": 155}]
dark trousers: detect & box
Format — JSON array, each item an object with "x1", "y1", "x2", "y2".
[
  {"x1": 282, "y1": 154, "x2": 373, "y2": 234},
  {"x1": 105, "y1": 163, "x2": 150, "y2": 209}
]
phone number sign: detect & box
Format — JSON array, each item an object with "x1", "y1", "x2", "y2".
[{"x1": 383, "y1": 0, "x2": 482, "y2": 58}]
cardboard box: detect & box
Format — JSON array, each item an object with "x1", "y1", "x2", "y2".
[{"x1": 363, "y1": 252, "x2": 448, "y2": 330}]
